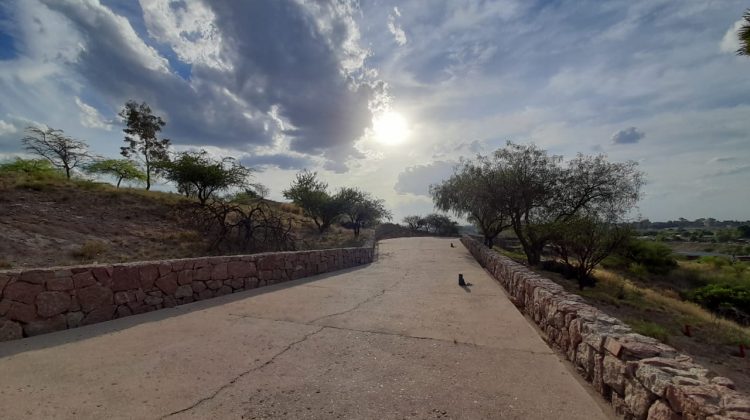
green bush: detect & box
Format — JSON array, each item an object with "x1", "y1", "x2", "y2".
[
  {"x1": 616, "y1": 238, "x2": 677, "y2": 275},
  {"x1": 689, "y1": 283, "x2": 750, "y2": 316},
  {"x1": 0, "y1": 158, "x2": 61, "y2": 177},
  {"x1": 696, "y1": 255, "x2": 732, "y2": 269}
]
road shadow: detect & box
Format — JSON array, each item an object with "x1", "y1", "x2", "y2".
[
  {"x1": 0, "y1": 264, "x2": 373, "y2": 358},
  {"x1": 460, "y1": 283, "x2": 473, "y2": 293}
]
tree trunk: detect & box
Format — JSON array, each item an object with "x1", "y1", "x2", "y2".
[
  {"x1": 145, "y1": 160, "x2": 151, "y2": 190},
  {"x1": 65, "y1": 166, "x2": 71, "y2": 179},
  {"x1": 525, "y1": 247, "x2": 542, "y2": 266},
  {"x1": 116, "y1": 176, "x2": 123, "y2": 188}
]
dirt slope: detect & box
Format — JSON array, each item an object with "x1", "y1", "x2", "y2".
[{"x1": 0, "y1": 183, "x2": 207, "y2": 268}]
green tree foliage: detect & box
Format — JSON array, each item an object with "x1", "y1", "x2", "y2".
[
  {"x1": 401, "y1": 214, "x2": 458, "y2": 236},
  {"x1": 431, "y1": 159, "x2": 510, "y2": 248},
  {"x1": 690, "y1": 283, "x2": 750, "y2": 322},
  {"x1": 161, "y1": 150, "x2": 253, "y2": 205},
  {"x1": 21, "y1": 126, "x2": 89, "y2": 179},
  {"x1": 481, "y1": 142, "x2": 643, "y2": 265},
  {"x1": 283, "y1": 171, "x2": 391, "y2": 235},
  {"x1": 85, "y1": 159, "x2": 145, "y2": 188},
  {"x1": 738, "y1": 9, "x2": 750, "y2": 56},
  {"x1": 550, "y1": 215, "x2": 632, "y2": 288},
  {"x1": 0, "y1": 158, "x2": 60, "y2": 177},
  {"x1": 119, "y1": 101, "x2": 171, "y2": 190},
  {"x1": 337, "y1": 187, "x2": 392, "y2": 237},
  {"x1": 283, "y1": 170, "x2": 343, "y2": 233},
  {"x1": 738, "y1": 225, "x2": 750, "y2": 238},
  {"x1": 617, "y1": 238, "x2": 677, "y2": 275},
  {"x1": 422, "y1": 213, "x2": 459, "y2": 236},
  {"x1": 715, "y1": 228, "x2": 740, "y2": 243},
  {"x1": 403, "y1": 215, "x2": 424, "y2": 231}
]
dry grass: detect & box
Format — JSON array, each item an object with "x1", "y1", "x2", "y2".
[
  {"x1": 71, "y1": 240, "x2": 109, "y2": 261},
  {"x1": 593, "y1": 268, "x2": 750, "y2": 346},
  {"x1": 279, "y1": 202, "x2": 303, "y2": 216}
]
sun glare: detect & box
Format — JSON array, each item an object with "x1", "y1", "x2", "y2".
[{"x1": 373, "y1": 111, "x2": 409, "y2": 145}]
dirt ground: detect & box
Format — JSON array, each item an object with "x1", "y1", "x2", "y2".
[
  {"x1": 0, "y1": 185, "x2": 208, "y2": 269},
  {"x1": 0, "y1": 182, "x2": 372, "y2": 270}
]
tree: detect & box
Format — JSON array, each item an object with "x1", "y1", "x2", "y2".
[
  {"x1": 423, "y1": 213, "x2": 459, "y2": 236},
  {"x1": 490, "y1": 142, "x2": 643, "y2": 265},
  {"x1": 119, "y1": 101, "x2": 171, "y2": 190},
  {"x1": 85, "y1": 159, "x2": 145, "y2": 188},
  {"x1": 21, "y1": 126, "x2": 89, "y2": 179},
  {"x1": 337, "y1": 187, "x2": 392, "y2": 237},
  {"x1": 738, "y1": 225, "x2": 750, "y2": 238},
  {"x1": 283, "y1": 170, "x2": 343, "y2": 233},
  {"x1": 431, "y1": 159, "x2": 510, "y2": 248},
  {"x1": 738, "y1": 9, "x2": 750, "y2": 56},
  {"x1": 161, "y1": 150, "x2": 253, "y2": 205},
  {"x1": 403, "y1": 215, "x2": 424, "y2": 231},
  {"x1": 550, "y1": 215, "x2": 631, "y2": 289}
]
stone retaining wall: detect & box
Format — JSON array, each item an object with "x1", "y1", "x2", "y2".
[
  {"x1": 0, "y1": 247, "x2": 374, "y2": 342},
  {"x1": 461, "y1": 236, "x2": 750, "y2": 420}
]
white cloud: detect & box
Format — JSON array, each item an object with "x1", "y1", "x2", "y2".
[
  {"x1": 41, "y1": 0, "x2": 170, "y2": 74},
  {"x1": 720, "y1": 19, "x2": 743, "y2": 53},
  {"x1": 139, "y1": 0, "x2": 231, "y2": 71},
  {"x1": 74, "y1": 97, "x2": 112, "y2": 130},
  {"x1": 0, "y1": 120, "x2": 18, "y2": 136},
  {"x1": 387, "y1": 11, "x2": 407, "y2": 46}
]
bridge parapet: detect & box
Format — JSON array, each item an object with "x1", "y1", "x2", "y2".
[
  {"x1": 461, "y1": 235, "x2": 750, "y2": 420},
  {"x1": 0, "y1": 246, "x2": 374, "y2": 342}
]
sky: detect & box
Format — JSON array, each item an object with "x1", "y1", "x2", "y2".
[{"x1": 0, "y1": 0, "x2": 748, "y2": 222}]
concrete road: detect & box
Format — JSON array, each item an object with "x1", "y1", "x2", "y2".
[{"x1": 0, "y1": 237, "x2": 612, "y2": 419}]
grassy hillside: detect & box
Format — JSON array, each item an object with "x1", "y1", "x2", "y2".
[{"x1": 0, "y1": 166, "x2": 370, "y2": 269}]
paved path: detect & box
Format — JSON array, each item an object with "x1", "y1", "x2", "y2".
[{"x1": 0, "y1": 238, "x2": 611, "y2": 419}]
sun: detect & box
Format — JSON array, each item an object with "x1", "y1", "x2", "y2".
[{"x1": 372, "y1": 111, "x2": 409, "y2": 145}]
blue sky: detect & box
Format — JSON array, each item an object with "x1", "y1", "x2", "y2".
[{"x1": 0, "y1": 0, "x2": 748, "y2": 221}]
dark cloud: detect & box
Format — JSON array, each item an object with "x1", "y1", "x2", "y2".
[
  {"x1": 710, "y1": 165, "x2": 750, "y2": 177},
  {"x1": 708, "y1": 156, "x2": 737, "y2": 164},
  {"x1": 241, "y1": 153, "x2": 314, "y2": 171},
  {"x1": 611, "y1": 127, "x2": 645, "y2": 145},
  {"x1": 40, "y1": 0, "x2": 382, "y2": 169},
  {"x1": 394, "y1": 160, "x2": 456, "y2": 196}
]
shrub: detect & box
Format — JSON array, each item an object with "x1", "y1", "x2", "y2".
[
  {"x1": 617, "y1": 238, "x2": 677, "y2": 274},
  {"x1": 72, "y1": 240, "x2": 108, "y2": 261},
  {"x1": 0, "y1": 158, "x2": 62, "y2": 177},
  {"x1": 689, "y1": 283, "x2": 750, "y2": 324},
  {"x1": 279, "y1": 202, "x2": 303, "y2": 216}
]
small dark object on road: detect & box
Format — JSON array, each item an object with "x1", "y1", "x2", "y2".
[
  {"x1": 450, "y1": 242, "x2": 455, "y2": 248},
  {"x1": 458, "y1": 273, "x2": 466, "y2": 286}
]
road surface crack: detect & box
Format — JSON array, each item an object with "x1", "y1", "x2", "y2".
[
  {"x1": 309, "y1": 288, "x2": 387, "y2": 324},
  {"x1": 308, "y1": 269, "x2": 407, "y2": 324},
  {"x1": 159, "y1": 326, "x2": 325, "y2": 419}
]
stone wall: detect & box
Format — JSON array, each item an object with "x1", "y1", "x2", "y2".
[
  {"x1": 0, "y1": 247, "x2": 374, "y2": 342},
  {"x1": 461, "y1": 236, "x2": 750, "y2": 420}
]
